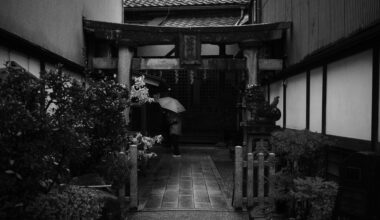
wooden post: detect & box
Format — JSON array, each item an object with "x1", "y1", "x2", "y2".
[
  {"x1": 258, "y1": 152, "x2": 265, "y2": 204},
  {"x1": 243, "y1": 48, "x2": 258, "y2": 85},
  {"x1": 129, "y1": 144, "x2": 138, "y2": 209},
  {"x1": 247, "y1": 153, "x2": 254, "y2": 207},
  {"x1": 118, "y1": 145, "x2": 127, "y2": 198},
  {"x1": 118, "y1": 45, "x2": 134, "y2": 124},
  {"x1": 233, "y1": 146, "x2": 243, "y2": 209},
  {"x1": 268, "y1": 153, "x2": 276, "y2": 197}
]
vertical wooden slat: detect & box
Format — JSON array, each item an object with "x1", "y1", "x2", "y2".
[
  {"x1": 318, "y1": 0, "x2": 331, "y2": 49},
  {"x1": 308, "y1": 0, "x2": 319, "y2": 53},
  {"x1": 248, "y1": 135, "x2": 253, "y2": 153},
  {"x1": 233, "y1": 146, "x2": 243, "y2": 208},
  {"x1": 268, "y1": 153, "x2": 276, "y2": 197},
  {"x1": 330, "y1": 0, "x2": 345, "y2": 43},
  {"x1": 257, "y1": 152, "x2": 265, "y2": 204},
  {"x1": 129, "y1": 144, "x2": 138, "y2": 209},
  {"x1": 247, "y1": 153, "x2": 254, "y2": 207}
]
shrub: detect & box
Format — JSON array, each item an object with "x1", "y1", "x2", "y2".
[
  {"x1": 271, "y1": 129, "x2": 333, "y2": 177},
  {"x1": 270, "y1": 129, "x2": 338, "y2": 220},
  {"x1": 291, "y1": 177, "x2": 338, "y2": 220},
  {"x1": 27, "y1": 185, "x2": 105, "y2": 220}
]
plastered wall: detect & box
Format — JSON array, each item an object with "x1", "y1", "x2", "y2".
[
  {"x1": 309, "y1": 67, "x2": 323, "y2": 133},
  {"x1": 326, "y1": 50, "x2": 372, "y2": 140},
  {"x1": 0, "y1": 0, "x2": 123, "y2": 67},
  {"x1": 286, "y1": 73, "x2": 306, "y2": 130}
]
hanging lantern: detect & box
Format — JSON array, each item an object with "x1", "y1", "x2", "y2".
[
  {"x1": 189, "y1": 70, "x2": 194, "y2": 85},
  {"x1": 175, "y1": 70, "x2": 179, "y2": 84}
]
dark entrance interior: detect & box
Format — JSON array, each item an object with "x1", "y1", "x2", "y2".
[{"x1": 145, "y1": 68, "x2": 243, "y2": 144}]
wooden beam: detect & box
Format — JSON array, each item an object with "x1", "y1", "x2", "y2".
[
  {"x1": 93, "y1": 57, "x2": 246, "y2": 70},
  {"x1": 84, "y1": 19, "x2": 291, "y2": 45},
  {"x1": 93, "y1": 57, "x2": 118, "y2": 69},
  {"x1": 258, "y1": 59, "x2": 283, "y2": 70}
]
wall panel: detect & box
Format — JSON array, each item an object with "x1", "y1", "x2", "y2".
[
  {"x1": 270, "y1": 81, "x2": 284, "y2": 127},
  {"x1": 309, "y1": 67, "x2": 323, "y2": 132},
  {"x1": 28, "y1": 57, "x2": 40, "y2": 78},
  {"x1": 286, "y1": 73, "x2": 306, "y2": 129},
  {"x1": 326, "y1": 50, "x2": 372, "y2": 140}
]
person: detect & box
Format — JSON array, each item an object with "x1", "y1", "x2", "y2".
[{"x1": 164, "y1": 110, "x2": 182, "y2": 157}]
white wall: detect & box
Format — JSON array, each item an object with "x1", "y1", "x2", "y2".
[
  {"x1": 286, "y1": 73, "x2": 306, "y2": 129},
  {"x1": 0, "y1": 0, "x2": 123, "y2": 66},
  {"x1": 270, "y1": 81, "x2": 283, "y2": 127},
  {"x1": 309, "y1": 67, "x2": 323, "y2": 132},
  {"x1": 326, "y1": 50, "x2": 372, "y2": 140}
]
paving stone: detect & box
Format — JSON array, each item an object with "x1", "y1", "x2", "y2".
[
  {"x1": 161, "y1": 202, "x2": 178, "y2": 208},
  {"x1": 179, "y1": 195, "x2": 194, "y2": 209},
  {"x1": 209, "y1": 195, "x2": 228, "y2": 209},
  {"x1": 180, "y1": 176, "x2": 192, "y2": 181},
  {"x1": 144, "y1": 195, "x2": 163, "y2": 209},
  {"x1": 193, "y1": 183, "x2": 207, "y2": 191},
  {"x1": 194, "y1": 190, "x2": 210, "y2": 203},
  {"x1": 162, "y1": 190, "x2": 179, "y2": 203},
  {"x1": 179, "y1": 189, "x2": 193, "y2": 195},
  {"x1": 167, "y1": 178, "x2": 179, "y2": 185},
  {"x1": 194, "y1": 202, "x2": 212, "y2": 209},
  {"x1": 166, "y1": 184, "x2": 179, "y2": 191},
  {"x1": 192, "y1": 177, "x2": 205, "y2": 185},
  {"x1": 179, "y1": 180, "x2": 192, "y2": 190}
]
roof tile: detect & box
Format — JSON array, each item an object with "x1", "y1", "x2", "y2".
[{"x1": 124, "y1": 0, "x2": 250, "y2": 8}]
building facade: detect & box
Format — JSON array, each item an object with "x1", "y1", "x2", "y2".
[{"x1": 0, "y1": 0, "x2": 123, "y2": 79}]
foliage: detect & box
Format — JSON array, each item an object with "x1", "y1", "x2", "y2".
[
  {"x1": 104, "y1": 152, "x2": 131, "y2": 188},
  {"x1": 0, "y1": 64, "x2": 158, "y2": 219},
  {"x1": 291, "y1": 177, "x2": 338, "y2": 220},
  {"x1": 269, "y1": 129, "x2": 338, "y2": 220},
  {"x1": 271, "y1": 129, "x2": 333, "y2": 177},
  {"x1": 0, "y1": 64, "x2": 87, "y2": 219},
  {"x1": 128, "y1": 132, "x2": 162, "y2": 170},
  {"x1": 129, "y1": 76, "x2": 155, "y2": 104},
  {"x1": 27, "y1": 185, "x2": 105, "y2": 220}
]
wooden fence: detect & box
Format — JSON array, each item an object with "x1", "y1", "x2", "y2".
[
  {"x1": 118, "y1": 144, "x2": 138, "y2": 210},
  {"x1": 233, "y1": 142, "x2": 276, "y2": 209}
]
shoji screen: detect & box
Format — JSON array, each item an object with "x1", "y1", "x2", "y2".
[
  {"x1": 326, "y1": 50, "x2": 372, "y2": 140},
  {"x1": 286, "y1": 73, "x2": 307, "y2": 129},
  {"x1": 309, "y1": 67, "x2": 323, "y2": 132}
]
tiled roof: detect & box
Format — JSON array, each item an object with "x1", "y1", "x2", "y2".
[
  {"x1": 161, "y1": 15, "x2": 240, "y2": 27},
  {"x1": 124, "y1": 0, "x2": 250, "y2": 8}
]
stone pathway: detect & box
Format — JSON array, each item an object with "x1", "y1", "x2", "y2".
[{"x1": 138, "y1": 152, "x2": 233, "y2": 211}]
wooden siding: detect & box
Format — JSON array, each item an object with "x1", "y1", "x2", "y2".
[{"x1": 260, "y1": 0, "x2": 380, "y2": 65}]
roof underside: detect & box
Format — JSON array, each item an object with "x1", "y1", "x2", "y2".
[
  {"x1": 161, "y1": 15, "x2": 241, "y2": 27},
  {"x1": 123, "y1": 0, "x2": 250, "y2": 8},
  {"x1": 83, "y1": 19, "x2": 291, "y2": 45}
]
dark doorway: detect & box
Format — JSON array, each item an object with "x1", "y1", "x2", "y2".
[{"x1": 146, "y1": 69, "x2": 243, "y2": 144}]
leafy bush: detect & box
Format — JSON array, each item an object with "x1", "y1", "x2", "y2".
[
  {"x1": 270, "y1": 129, "x2": 338, "y2": 220},
  {"x1": 291, "y1": 177, "x2": 338, "y2": 220},
  {"x1": 271, "y1": 129, "x2": 333, "y2": 177},
  {"x1": 27, "y1": 185, "x2": 105, "y2": 220},
  {"x1": 104, "y1": 152, "x2": 131, "y2": 189},
  {"x1": 0, "y1": 64, "x2": 87, "y2": 219}
]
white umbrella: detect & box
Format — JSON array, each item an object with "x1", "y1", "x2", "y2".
[{"x1": 157, "y1": 97, "x2": 186, "y2": 113}]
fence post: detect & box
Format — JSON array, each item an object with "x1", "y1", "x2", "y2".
[
  {"x1": 268, "y1": 153, "x2": 276, "y2": 197},
  {"x1": 247, "y1": 153, "x2": 254, "y2": 208},
  {"x1": 233, "y1": 146, "x2": 243, "y2": 209},
  {"x1": 258, "y1": 152, "x2": 265, "y2": 205},
  {"x1": 129, "y1": 144, "x2": 138, "y2": 210}
]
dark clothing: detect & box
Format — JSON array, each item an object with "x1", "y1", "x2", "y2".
[{"x1": 170, "y1": 134, "x2": 180, "y2": 155}]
